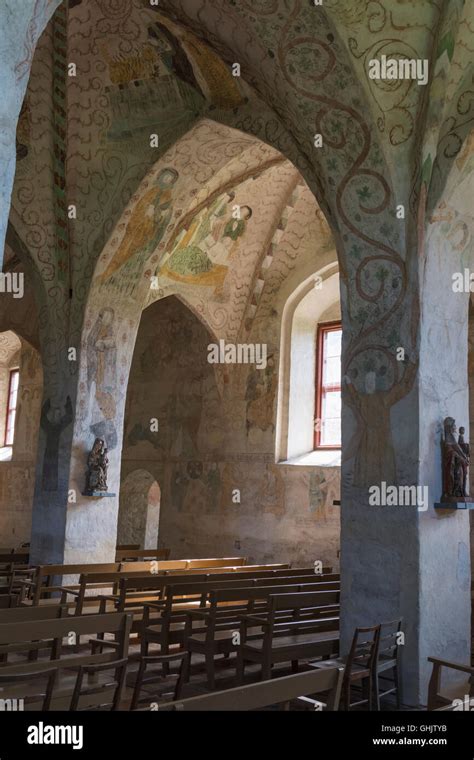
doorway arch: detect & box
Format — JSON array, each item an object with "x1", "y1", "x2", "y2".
[{"x1": 117, "y1": 469, "x2": 161, "y2": 550}]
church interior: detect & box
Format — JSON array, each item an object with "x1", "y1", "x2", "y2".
[{"x1": 0, "y1": 0, "x2": 473, "y2": 724}]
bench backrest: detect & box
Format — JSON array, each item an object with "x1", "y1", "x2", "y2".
[
  {"x1": 29, "y1": 563, "x2": 121, "y2": 604},
  {"x1": 270, "y1": 590, "x2": 340, "y2": 611},
  {"x1": 120, "y1": 560, "x2": 187, "y2": 573},
  {"x1": 0, "y1": 612, "x2": 132, "y2": 710},
  {"x1": 185, "y1": 558, "x2": 246, "y2": 568},
  {"x1": 0, "y1": 605, "x2": 68, "y2": 623},
  {"x1": 0, "y1": 611, "x2": 131, "y2": 666},
  {"x1": 159, "y1": 666, "x2": 344, "y2": 711},
  {"x1": 163, "y1": 564, "x2": 290, "y2": 576},
  {"x1": 115, "y1": 549, "x2": 171, "y2": 562},
  {"x1": 210, "y1": 585, "x2": 339, "y2": 610}
]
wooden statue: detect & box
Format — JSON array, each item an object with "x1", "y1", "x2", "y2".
[
  {"x1": 458, "y1": 426, "x2": 470, "y2": 498},
  {"x1": 441, "y1": 417, "x2": 470, "y2": 501},
  {"x1": 85, "y1": 438, "x2": 109, "y2": 494}
]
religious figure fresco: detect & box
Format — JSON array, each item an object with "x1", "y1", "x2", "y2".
[
  {"x1": 99, "y1": 167, "x2": 179, "y2": 282},
  {"x1": 148, "y1": 13, "x2": 245, "y2": 110},
  {"x1": 245, "y1": 353, "x2": 277, "y2": 435},
  {"x1": 86, "y1": 307, "x2": 118, "y2": 449},
  {"x1": 161, "y1": 192, "x2": 251, "y2": 293},
  {"x1": 100, "y1": 42, "x2": 159, "y2": 85}
]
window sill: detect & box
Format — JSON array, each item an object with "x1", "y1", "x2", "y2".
[
  {"x1": 279, "y1": 449, "x2": 341, "y2": 467},
  {"x1": 0, "y1": 447, "x2": 12, "y2": 462}
]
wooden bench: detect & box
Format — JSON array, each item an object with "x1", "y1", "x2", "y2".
[
  {"x1": 68, "y1": 565, "x2": 328, "y2": 617},
  {"x1": 158, "y1": 583, "x2": 340, "y2": 687},
  {"x1": 427, "y1": 656, "x2": 474, "y2": 710},
  {"x1": 156, "y1": 665, "x2": 344, "y2": 711},
  {"x1": 20, "y1": 559, "x2": 251, "y2": 607},
  {"x1": 0, "y1": 551, "x2": 30, "y2": 596},
  {"x1": 238, "y1": 590, "x2": 341, "y2": 681},
  {"x1": 20, "y1": 561, "x2": 333, "y2": 612},
  {"x1": 19, "y1": 563, "x2": 122, "y2": 606},
  {"x1": 67, "y1": 567, "x2": 298, "y2": 615},
  {"x1": 0, "y1": 612, "x2": 132, "y2": 710},
  {"x1": 92, "y1": 572, "x2": 339, "y2": 632}
]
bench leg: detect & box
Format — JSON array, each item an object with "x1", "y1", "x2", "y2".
[
  {"x1": 181, "y1": 650, "x2": 192, "y2": 686},
  {"x1": 161, "y1": 642, "x2": 170, "y2": 677},
  {"x1": 206, "y1": 652, "x2": 215, "y2": 690},
  {"x1": 130, "y1": 659, "x2": 147, "y2": 711},
  {"x1": 394, "y1": 665, "x2": 401, "y2": 709},
  {"x1": 140, "y1": 635, "x2": 149, "y2": 658},
  {"x1": 342, "y1": 678, "x2": 350, "y2": 710},
  {"x1": 372, "y1": 672, "x2": 380, "y2": 712},
  {"x1": 174, "y1": 656, "x2": 187, "y2": 699},
  {"x1": 235, "y1": 651, "x2": 245, "y2": 685},
  {"x1": 261, "y1": 655, "x2": 271, "y2": 682}
]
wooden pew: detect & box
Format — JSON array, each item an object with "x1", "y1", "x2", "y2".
[
  {"x1": 0, "y1": 612, "x2": 132, "y2": 710},
  {"x1": 238, "y1": 590, "x2": 341, "y2": 681},
  {"x1": 0, "y1": 551, "x2": 30, "y2": 596},
  {"x1": 155, "y1": 582, "x2": 340, "y2": 687},
  {"x1": 91, "y1": 572, "x2": 339, "y2": 626},
  {"x1": 81, "y1": 570, "x2": 339, "y2": 614},
  {"x1": 23, "y1": 561, "x2": 333, "y2": 612},
  {"x1": 69, "y1": 565, "x2": 324, "y2": 616},
  {"x1": 156, "y1": 665, "x2": 344, "y2": 711},
  {"x1": 21, "y1": 558, "x2": 259, "y2": 608},
  {"x1": 19, "y1": 563, "x2": 121, "y2": 606},
  {"x1": 427, "y1": 657, "x2": 474, "y2": 710}
]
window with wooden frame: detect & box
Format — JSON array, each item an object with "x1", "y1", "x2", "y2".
[
  {"x1": 4, "y1": 369, "x2": 19, "y2": 446},
  {"x1": 314, "y1": 322, "x2": 342, "y2": 449}
]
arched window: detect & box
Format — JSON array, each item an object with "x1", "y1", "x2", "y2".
[
  {"x1": 276, "y1": 267, "x2": 341, "y2": 466},
  {"x1": 314, "y1": 321, "x2": 342, "y2": 449}
]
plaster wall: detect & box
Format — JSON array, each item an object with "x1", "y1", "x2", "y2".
[
  {"x1": 0, "y1": 338, "x2": 42, "y2": 545},
  {"x1": 121, "y1": 296, "x2": 341, "y2": 568}
]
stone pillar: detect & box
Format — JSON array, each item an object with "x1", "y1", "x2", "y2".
[
  {"x1": 29, "y1": 367, "x2": 77, "y2": 565},
  {"x1": 339, "y1": 216, "x2": 472, "y2": 706},
  {"x1": 0, "y1": 0, "x2": 61, "y2": 266},
  {"x1": 417, "y1": 218, "x2": 471, "y2": 699}
]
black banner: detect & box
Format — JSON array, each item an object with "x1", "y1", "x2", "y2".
[{"x1": 0, "y1": 711, "x2": 472, "y2": 758}]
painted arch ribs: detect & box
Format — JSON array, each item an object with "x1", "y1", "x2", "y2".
[
  {"x1": 424, "y1": 0, "x2": 474, "y2": 216},
  {"x1": 157, "y1": 0, "x2": 417, "y2": 486}
]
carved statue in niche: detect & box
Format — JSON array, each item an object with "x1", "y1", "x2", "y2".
[
  {"x1": 441, "y1": 417, "x2": 470, "y2": 501},
  {"x1": 85, "y1": 438, "x2": 109, "y2": 494}
]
